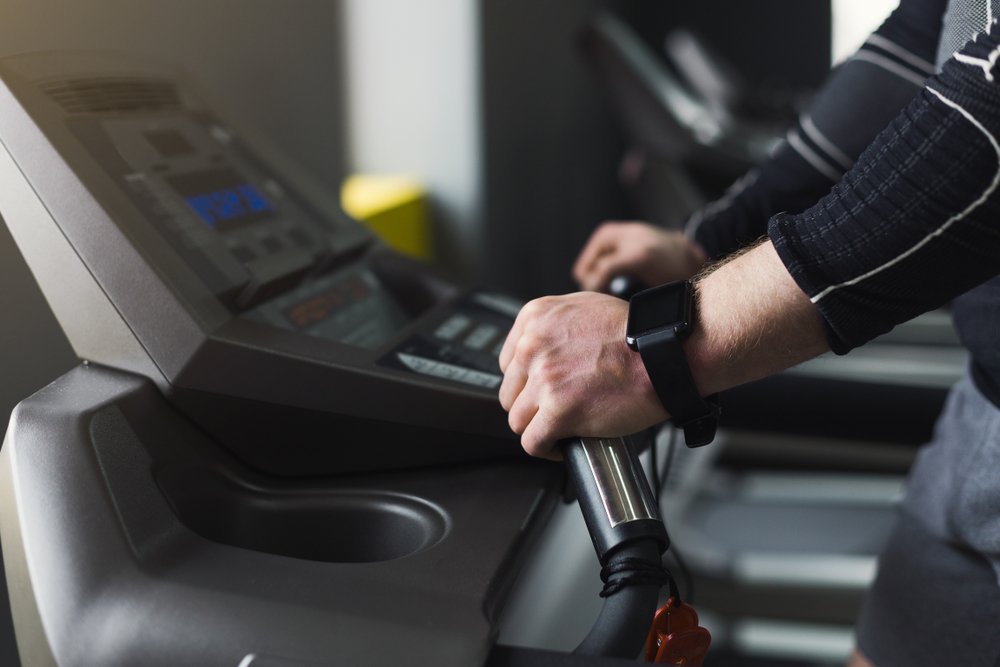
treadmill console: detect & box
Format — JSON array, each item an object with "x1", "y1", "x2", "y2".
[{"x1": 0, "y1": 52, "x2": 520, "y2": 474}]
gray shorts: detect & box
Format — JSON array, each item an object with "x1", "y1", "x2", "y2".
[{"x1": 856, "y1": 372, "x2": 1000, "y2": 666}]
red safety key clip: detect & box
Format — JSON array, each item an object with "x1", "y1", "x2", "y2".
[{"x1": 644, "y1": 597, "x2": 711, "y2": 665}]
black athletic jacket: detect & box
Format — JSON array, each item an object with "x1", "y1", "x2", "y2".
[{"x1": 687, "y1": 0, "x2": 1000, "y2": 406}]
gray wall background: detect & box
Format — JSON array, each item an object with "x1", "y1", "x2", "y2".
[{"x1": 340, "y1": 0, "x2": 484, "y2": 277}]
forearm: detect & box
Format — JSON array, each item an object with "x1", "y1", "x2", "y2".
[{"x1": 684, "y1": 241, "x2": 830, "y2": 396}]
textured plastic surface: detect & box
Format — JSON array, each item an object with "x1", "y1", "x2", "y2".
[{"x1": 0, "y1": 365, "x2": 559, "y2": 667}]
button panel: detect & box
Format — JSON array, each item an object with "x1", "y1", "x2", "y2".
[
  {"x1": 434, "y1": 314, "x2": 472, "y2": 341},
  {"x1": 379, "y1": 291, "x2": 522, "y2": 392},
  {"x1": 464, "y1": 323, "x2": 499, "y2": 351},
  {"x1": 397, "y1": 353, "x2": 501, "y2": 389}
]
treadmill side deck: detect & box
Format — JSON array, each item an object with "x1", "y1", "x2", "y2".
[{"x1": 0, "y1": 365, "x2": 559, "y2": 667}]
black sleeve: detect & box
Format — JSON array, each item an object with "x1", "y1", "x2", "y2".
[
  {"x1": 688, "y1": 0, "x2": 947, "y2": 259},
  {"x1": 768, "y1": 24, "x2": 1000, "y2": 354}
]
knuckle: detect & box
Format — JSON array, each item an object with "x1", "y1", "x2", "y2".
[
  {"x1": 534, "y1": 295, "x2": 555, "y2": 310},
  {"x1": 518, "y1": 300, "x2": 539, "y2": 318},
  {"x1": 537, "y1": 361, "x2": 557, "y2": 385},
  {"x1": 538, "y1": 359, "x2": 566, "y2": 386},
  {"x1": 519, "y1": 330, "x2": 543, "y2": 355},
  {"x1": 594, "y1": 222, "x2": 618, "y2": 241}
]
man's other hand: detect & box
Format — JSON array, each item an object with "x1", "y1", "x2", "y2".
[
  {"x1": 572, "y1": 222, "x2": 707, "y2": 292},
  {"x1": 498, "y1": 292, "x2": 668, "y2": 459}
]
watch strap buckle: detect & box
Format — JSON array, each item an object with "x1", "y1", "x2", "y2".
[{"x1": 674, "y1": 395, "x2": 720, "y2": 448}]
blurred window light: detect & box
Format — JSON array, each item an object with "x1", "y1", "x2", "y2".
[{"x1": 832, "y1": 0, "x2": 901, "y2": 64}]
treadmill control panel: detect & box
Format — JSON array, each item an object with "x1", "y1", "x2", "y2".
[
  {"x1": 246, "y1": 265, "x2": 411, "y2": 350},
  {"x1": 0, "y1": 53, "x2": 520, "y2": 471},
  {"x1": 72, "y1": 113, "x2": 374, "y2": 306},
  {"x1": 379, "y1": 292, "x2": 522, "y2": 389},
  {"x1": 70, "y1": 111, "x2": 418, "y2": 349},
  {"x1": 67, "y1": 104, "x2": 516, "y2": 368}
]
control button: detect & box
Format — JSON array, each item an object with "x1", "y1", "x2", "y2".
[
  {"x1": 210, "y1": 125, "x2": 233, "y2": 144},
  {"x1": 260, "y1": 236, "x2": 285, "y2": 253},
  {"x1": 464, "y1": 323, "x2": 499, "y2": 351},
  {"x1": 231, "y1": 245, "x2": 257, "y2": 264},
  {"x1": 263, "y1": 179, "x2": 285, "y2": 198},
  {"x1": 397, "y1": 353, "x2": 501, "y2": 389},
  {"x1": 473, "y1": 292, "x2": 523, "y2": 319},
  {"x1": 287, "y1": 228, "x2": 313, "y2": 248},
  {"x1": 434, "y1": 314, "x2": 472, "y2": 341}
]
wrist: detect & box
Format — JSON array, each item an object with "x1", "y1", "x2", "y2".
[
  {"x1": 683, "y1": 241, "x2": 830, "y2": 398},
  {"x1": 625, "y1": 281, "x2": 720, "y2": 446},
  {"x1": 681, "y1": 281, "x2": 725, "y2": 397},
  {"x1": 623, "y1": 335, "x2": 665, "y2": 416}
]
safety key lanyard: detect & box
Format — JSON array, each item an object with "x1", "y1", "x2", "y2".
[{"x1": 644, "y1": 596, "x2": 711, "y2": 665}]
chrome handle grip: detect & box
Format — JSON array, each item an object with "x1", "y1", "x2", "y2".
[{"x1": 562, "y1": 436, "x2": 668, "y2": 561}]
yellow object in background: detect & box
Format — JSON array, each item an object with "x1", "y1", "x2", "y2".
[{"x1": 340, "y1": 174, "x2": 432, "y2": 259}]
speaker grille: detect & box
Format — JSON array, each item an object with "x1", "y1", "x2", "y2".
[{"x1": 42, "y1": 77, "x2": 181, "y2": 114}]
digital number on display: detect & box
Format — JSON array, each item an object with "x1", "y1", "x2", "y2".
[
  {"x1": 168, "y1": 168, "x2": 276, "y2": 232},
  {"x1": 185, "y1": 184, "x2": 273, "y2": 228}
]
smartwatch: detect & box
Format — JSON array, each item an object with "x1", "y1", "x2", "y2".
[{"x1": 626, "y1": 281, "x2": 720, "y2": 447}]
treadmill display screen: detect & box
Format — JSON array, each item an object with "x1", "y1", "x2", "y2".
[
  {"x1": 284, "y1": 274, "x2": 374, "y2": 330},
  {"x1": 247, "y1": 268, "x2": 411, "y2": 349},
  {"x1": 75, "y1": 113, "x2": 373, "y2": 320},
  {"x1": 167, "y1": 168, "x2": 275, "y2": 231}
]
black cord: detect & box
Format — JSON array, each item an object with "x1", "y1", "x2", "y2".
[
  {"x1": 667, "y1": 542, "x2": 694, "y2": 604},
  {"x1": 658, "y1": 426, "x2": 678, "y2": 490},
  {"x1": 649, "y1": 428, "x2": 660, "y2": 501},
  {"x1": 656, "y1": 426, "x2": 695, "y2": 604},
  {"x1": 599, "y1": 557, "x2": 672, "y2": 597}
]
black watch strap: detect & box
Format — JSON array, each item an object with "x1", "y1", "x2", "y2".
[{"x1": 635, "y1": 329, "x2": 720, "y2": 447}]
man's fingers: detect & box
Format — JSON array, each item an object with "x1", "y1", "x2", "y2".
[
  {"x1": 519, "y1": 403, "x2": 563, "y2": 461},
  {"x1": 499, "y1": 306, "x2": 531, "y2": 372},
  {"x1": 498, "y1": 327, "x2": 518, "y2": 374},
  {"x1": 497, "y1": 355, "x2": 528, "y2": 412},
  {"x1": 572, "y1": 224, "x2": 618, "y2": 286},
  {"x1": 507, "y1": 386, "x2": 539, "y2": 437},
  {"x1": 583, "y1": 253, "x2": 630, "y2": 293}
]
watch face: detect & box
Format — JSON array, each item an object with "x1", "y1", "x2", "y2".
[{"x1": 626, "y1": 281, "x2": 692, "y2": 343}]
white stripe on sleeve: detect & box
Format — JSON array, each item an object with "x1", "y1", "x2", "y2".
[{"x1": 812, "y1": 87, "x2": 1000, "y2": 304}]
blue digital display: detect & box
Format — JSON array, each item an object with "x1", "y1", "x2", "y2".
[
  {"x1": 168, "y1": 168, "x2": 275, "y2": 232},
  {"x1": 185, "y1": 184, "x2": 274, "y2": 228}
]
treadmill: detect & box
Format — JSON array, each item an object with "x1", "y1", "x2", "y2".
[
  {"x1": 0, "y1": 50, "x2": 665, "y2": 667},
  {"x1": 579, "y1": 12, "x2": 789, "y2": 229},
  {"x1": 0, "y1": 47, "x2": 967, "y2": 667}
]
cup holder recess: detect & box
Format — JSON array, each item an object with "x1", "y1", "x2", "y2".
[{"x1": 157, "y1": 466, "x2": 449, "y2": 563}]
